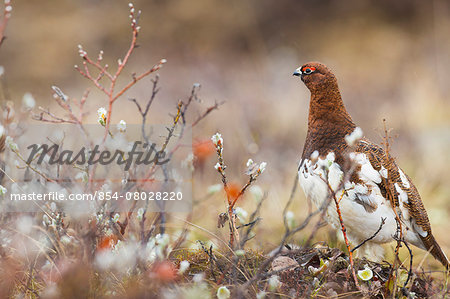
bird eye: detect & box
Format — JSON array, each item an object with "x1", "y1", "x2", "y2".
[{"x1": 302, "y1": 66, "x2": 316, "y2": 75}]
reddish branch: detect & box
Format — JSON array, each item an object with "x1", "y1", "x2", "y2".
[
  {"x1": 213, "y1": 141, "x2": 240, "y2": 248},
  {"x1": 0, "y1": 1, "x2": 11, "y2": 48},
  {"x1": 318, "y1": 161, "x2": 361, "y2": 288},
  {"x1": 229, "y1": 169, "x2": 263, "y2": 209},
  {"x1": 74, "y1": 4, "x2": 166, "y2": 141},
  {"x1": 332, "y1": 189, "x2": 360, "y2": 288},
  {"x1": 191, "y1": 101, "x2": 224, "y2": 126},
  {"x1": 32, "y1": 86, "x2": 91, "y2": 144},
  {"x1": 211, "y1": 137, "x2": 239, "y2": 248}
]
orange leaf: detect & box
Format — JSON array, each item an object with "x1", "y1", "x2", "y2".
[
  {"x1": 151, "y1": 261, "x2": 177, "y2": 283},
  {"x1": 193, "y1": 140, "x2": 215, "y2": 162},
  {"x1": 226, "y1": 182, "x2": 240, "y2": 202},
  {"x1": 97, "y1": 235, "x2": 118, "y2": 251}
]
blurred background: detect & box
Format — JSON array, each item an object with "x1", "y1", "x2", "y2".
[{"x1": 1, "y1": 0, "x2": 449, "y2": 267}]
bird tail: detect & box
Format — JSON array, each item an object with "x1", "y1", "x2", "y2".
[{"x1": 428, "y1": 235, "x2": 449, "y2": 269}]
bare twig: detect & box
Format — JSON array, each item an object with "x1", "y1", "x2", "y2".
[
  {"x1": 351, "y1": 217, "x2": 386, "y2": 253},
  {"x1": 198, "y1": 241, "x2": 226, "y2": 283},
  {"x1": 192, "y1": 101, "x2": 225, "y2": 127},
  {"x1": 229, "y1": 171, "x2": 262, "y2": 210},
  {"x1": 328, "y1": 180, "x2": 360, "y2": 288},
  {"x1": 32, "y1": 106, "x2": 77, "y2": 124},
  {"x1": 283, "y1": 172, "x2": 299, "y2": 229},
  {"x1": 159, "y1": 101, "x2": 182, "y2": 155},
  {"x1": 11, "y1": 148, "x2": 55, "y2": 183},
  {"x1": 73, "y1": 4, "x2": 166, "y2": 142},
  {"x1": 239, "y1": 192, "x2": 267, "y2": 248},
  {"x1": 0, "y1": 1, "x2": 12, "y2": 48},
  {"x1": 129, "y1": 74, "x2": 160, "y2": 142},
  {"x1": 180, "y1": 83, "x2": 200, "y2": 124},
  {"x1": 401, "y1": 239, "x2": 414, "y2": 288},
  {"x1": 211, "y1": 134, "x2": 239, "y2": 248}
]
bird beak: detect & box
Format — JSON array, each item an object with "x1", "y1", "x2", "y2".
[{"x1": 293, "y1": 67, "x2": 302, "y2": 77}]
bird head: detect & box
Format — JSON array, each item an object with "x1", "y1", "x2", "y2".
[{"x1": 293, "y1": 62, "x2": 337, "y2": 91}]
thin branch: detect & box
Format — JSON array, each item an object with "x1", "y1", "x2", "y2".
[
  {"x1": 32, "y1": 107, "x2": 77, "y2": 124},
  {"x1": 351, "y1": 217, "x2": 386, "y2": 253},
  {"x1": 192, "y1": 101, "x2": 225, "y2": 127},
  {"x1": 76, "y1": 63, "x2": 110, "y2": 96},
  {"x1": 72, "y1": 4, "x2": 166, "y2": 143},
  {"x1": 229, "y1": 170, "x2": 263, "y2": 210},
  {"x1": 239, "y1": 193, "x2": 267, "y2": 248},
  {"x1": 111, "y1": 59, "x2": 166, "y2": 103},
  {"x1": 236, "y1": 218, "x2": 260, "y2": 230},
  {"x1": 401, "y1": 239, "x2": 414, "y2": 288},
  {"x1": 0, "y1": 2, "x2": 11, "y2": 48},
  {"x1": 11, "y1": 148, "x2": 56, "y2": 183},
  {"x1": 304, "y1": 150, "x2": 363, "y2": 289},
  {"x1": 323, "y1": 174, "x2": 359, "y2": 288},
  {"x1": 180, "y1": 83, "x2": 200, "y2": 124},
  {"x1": 283, "y1": 172, "x2": 299, "y2": 230},
  {"x1": 160, "y1": 101, "x2": 182, "y2": 155},
  {"x1": 129, "y1": 75, "x2": 160, "y2": 143}
]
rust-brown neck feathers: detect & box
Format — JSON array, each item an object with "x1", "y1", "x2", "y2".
[{"x1": 296, "y1": 62, "x2": 356, "y2": 160}]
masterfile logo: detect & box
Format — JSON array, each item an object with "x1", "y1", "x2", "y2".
[
  {"x1": 2, "y1": 124, "x2": 192, "y2": 213},
  {"x1": 26, "y1": 141, "x2": 170, "y2": 171}
]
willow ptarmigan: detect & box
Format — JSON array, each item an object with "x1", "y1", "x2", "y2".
[{"x1": 293, "y1": 62, "x2": 449, "y2": 268}]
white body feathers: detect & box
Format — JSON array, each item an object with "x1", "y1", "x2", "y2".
[{"x1": 298, "y1": 151, "x2": 425, "y2": 261}]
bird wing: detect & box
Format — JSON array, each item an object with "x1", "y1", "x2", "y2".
[{"x1": 354, "y1": 139, "x2": 449, "y2": 268}]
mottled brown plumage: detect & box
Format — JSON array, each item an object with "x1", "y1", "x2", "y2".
[{"x1": 294, "y1": 62, "x2": 449, "y2": 268}]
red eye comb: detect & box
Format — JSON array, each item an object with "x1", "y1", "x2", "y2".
[{"x1": 302, "y1": 66, "x2": 316, "y2": 72}]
